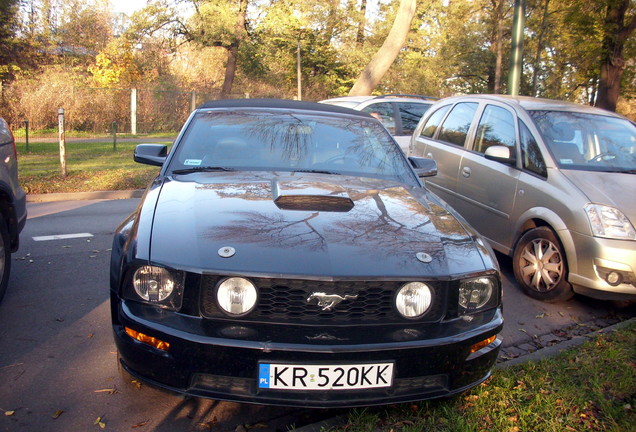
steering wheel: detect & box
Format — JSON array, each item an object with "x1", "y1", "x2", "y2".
[{"x1": 590, "y1": 152, "x2": 616, "y2": 163}]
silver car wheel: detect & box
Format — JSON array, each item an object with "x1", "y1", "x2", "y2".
[
  {"x1": 513, "y1": 226, "x2": 573, "y2": 302},
  {"x1": 518, "y1": 238, "x2": 563, "y2": 292}
]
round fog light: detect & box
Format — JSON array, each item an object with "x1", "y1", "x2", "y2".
[
  {"x1": 216, "y1": 277, "x2": 258, "y2": 316},
  {"x1": 606, "y1": 271, "x2": 622, "y2": 286},
  {"x1": 395, "y1": 282, "x2": 432, "y2": 318}
]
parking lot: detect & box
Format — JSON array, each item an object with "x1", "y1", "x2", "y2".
[{"x1": 0, "y1": 198, "x2": 633, "y2": 432}]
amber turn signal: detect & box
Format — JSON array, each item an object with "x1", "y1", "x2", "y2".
[
  {"x1": 470, "y1": 335, "x2": 497, "y2": 353},
  {"x1": 125, "y1": 327, "x2": 170, "y2": 351}
]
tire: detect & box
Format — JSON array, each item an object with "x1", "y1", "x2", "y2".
[
  {"x1": 0, "y1": 217, "x2": 11, "y2": 304},
  {"x1": 512, "y1": 226, "x2": 574, "y2": 302}
]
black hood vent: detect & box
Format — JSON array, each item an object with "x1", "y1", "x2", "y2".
[{"x1": 272, "y1": 178, "x2": 354, "y2": 212}]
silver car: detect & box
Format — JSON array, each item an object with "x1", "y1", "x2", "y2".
[
  {"x1": 410, "y1": 95, "x2": 636, "y2": 302},
  {"x1": 320, "y1": 95, "x2": 436, "y2": 152}
]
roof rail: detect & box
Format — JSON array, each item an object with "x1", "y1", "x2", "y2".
[{"x1": 374, "y1": 94, "x2": 439, "y2": 101}]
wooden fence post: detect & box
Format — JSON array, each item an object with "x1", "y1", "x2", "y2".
[{"x1": 58, "y1": 107, "x2": 67, "y2": 177}]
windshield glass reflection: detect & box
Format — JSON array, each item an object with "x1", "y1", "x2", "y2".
[
  {"x1": 168, "y1": 110, "x2": 416, "y2": 184},
  {"x1": 530, "y1": 110, "x2": 636, "y2": 173}
]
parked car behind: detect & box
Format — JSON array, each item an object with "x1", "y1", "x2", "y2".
[
  {"x1": 0, "y1": 118, "x2": 27, "y2": 303},
  {"x1": 320, "y1": 94, "x2": 436, "y2": 152},
  {"x1": 110, "y1": 99, "x2": 503, "y2": 407},
  {"x1": 410, "y1": 95, "x2": 636, "y2": 302}
]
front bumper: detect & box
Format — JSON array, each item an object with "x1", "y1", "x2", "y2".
[
  {"x1": 568, "y1": 232, "x2": 636, "y2": 300},
  {"x1": 112, "y1": 297, "x2": 503, "y2": 408}
]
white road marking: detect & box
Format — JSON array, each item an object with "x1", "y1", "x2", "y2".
[{"x1": 33, "y1": 233, "x2": 94, "y2": 242}]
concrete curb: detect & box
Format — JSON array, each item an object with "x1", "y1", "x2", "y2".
[
  {"x1": 26, "y1": 189, "x2": 145, "y2": 203},
  {"x1": 497, "y1": 316, "x2": 635, "y2": 368}
]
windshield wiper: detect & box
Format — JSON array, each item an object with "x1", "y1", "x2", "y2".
[
  {"x1": 172, "y1": 166, "x2": 235, "y2": 174},
  {"x1": 294, "y1": 169, "x2": 341, "y2": 175}
]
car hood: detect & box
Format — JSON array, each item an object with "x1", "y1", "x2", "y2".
[
  {"x1": 147, "y1": 172, "x2": 489, "y2": 278},
  {"x1": 561, "y1": 170, "x2": 636, "y2": 218}
]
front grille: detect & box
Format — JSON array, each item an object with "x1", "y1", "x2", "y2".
[{"x1": 200, "y1": 276, "x2": 446, "y2": 325}]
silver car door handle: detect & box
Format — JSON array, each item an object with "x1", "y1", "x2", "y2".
[{"x1": 461, "y1": 166, "x2": 471, "y2": 177}]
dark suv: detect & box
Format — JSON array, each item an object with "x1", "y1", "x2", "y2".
[{"x1": 0, "y1": 118, "x2": 27, "y2": 303}]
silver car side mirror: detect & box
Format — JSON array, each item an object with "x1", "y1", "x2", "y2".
[{"x1": 484, "y1": 145, "x2": 516, "y2": 166}]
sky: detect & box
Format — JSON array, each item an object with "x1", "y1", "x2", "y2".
[{"x1": 110, "y1": 0, "x2": 148, "y2": 16}]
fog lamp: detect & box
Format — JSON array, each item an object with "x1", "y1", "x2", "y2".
[
  {"x1": 216, "y1": 277, "x2": 258, "y2": 316},
  {"x1": 395, "y1": 282, "x2": 432, "y2": 318},
  {"x1": 125, "y1": 327, "x2": 170, "y2": 351},
  {"x1": 606, "y1": 271, "x2": 622, "y2": 286}
]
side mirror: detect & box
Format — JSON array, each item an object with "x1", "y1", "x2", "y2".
[
  {"x1": 134, "y1": 144, "x2": 168, "y2": 167},
  {"x1": 484, "y1": 145, "x2": 516, "y2": 165},
  {"x1": 408, "y1": 156, "x2": 438, "y2": 178}
]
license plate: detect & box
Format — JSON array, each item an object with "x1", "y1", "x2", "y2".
[{"x1": 258, "y1": 362, "x2": 394, "y2": 390}]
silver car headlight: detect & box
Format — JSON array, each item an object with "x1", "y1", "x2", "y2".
[
  {"x1": 584, "y1": 204, "x2": 636, "y2": 240},
  {"x1": 216, "y1": 277, "x2": 258, "y2": 316},
  {"x1": 459, "y1": 276, "x2": 498, "y2": 314},
  {"x1": 395, "y1": 282, "x2": 432, "y2": 318},
  {"x1": 131, "y1": 265, "x2": 184, "y2": 310}
]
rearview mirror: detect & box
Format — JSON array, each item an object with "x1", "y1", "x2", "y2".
[{"x1": 134, "y1": 144, "x2": 168, "y2": 166}]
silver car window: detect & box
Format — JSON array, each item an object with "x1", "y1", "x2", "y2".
[
  {"x1": 420, "y1": 104, "x2": 451, "y2": 138},
  {"x1": 473, "y1": 105, "x2": 516, "y2": 154},
  {"x1": 362, "y1": 103, "x2": 396, "y2": 133},
  {"x1": 519, "y1": 120, "x2": 547, "y2": 177},
  {"x1": 530, "y1": 110, "x2": 636, "y2": 173},
  {"x1": 437, "y1": 102, "x2": 478, "y2": 147}
]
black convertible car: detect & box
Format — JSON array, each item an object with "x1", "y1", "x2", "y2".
[{"x1": 110, "y1": 99, "x2": 503, "y2": 408}]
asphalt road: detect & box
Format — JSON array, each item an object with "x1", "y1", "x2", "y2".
[{"x1": 0, "y1": 198, "x2": 633, "y2": 432}]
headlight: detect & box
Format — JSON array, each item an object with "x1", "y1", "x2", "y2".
[
  {"x1": 459, "y1": 276, "x2": 497, "y2": 313},
  {"x1": 584, "y1": 204, "x2": 636, "y2": 240},
  {"x1": 395, "y1": 282, "x2": 432, "y2": 318},
  {"x1": 216, "y1": 277, "x2": 258, "y2": 316},
  {"x1": 130, "y1": 265, "x2": 184, "y2": 310}
]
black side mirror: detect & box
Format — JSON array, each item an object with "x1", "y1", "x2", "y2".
[
  {"x1": 408, "y1": 156, "x2": 438, "y2": 178},
  {"x1": 134, "y1": 144, "x2": 168, "y2": 167}
]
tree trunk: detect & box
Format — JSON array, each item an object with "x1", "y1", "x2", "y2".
[
  {"x1": 220, "y1": 0, "x2": 248, "y2": 99},
  {"x1": 356, "y1": 0, "x2": 367, "y2": 46},
  {"x1": 531, "y1": 0, "x2": 550, "y2": 96},
  {"x1": 491, "y1": 0, "x2": 505, "y2": 94},
  {"x1": 348, "y1": 0, "x2": 416, "y2": 96},
  {"x1": 595, "y1": 0, "x2": 636, "y2": 112}
]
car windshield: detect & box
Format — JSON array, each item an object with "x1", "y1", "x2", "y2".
[
  {"x1": 168, "y1": 109, "x2": 417, "y2": 184},
  {"x1": 529, "y1": 110, "x2": 636, "y2": 173}
]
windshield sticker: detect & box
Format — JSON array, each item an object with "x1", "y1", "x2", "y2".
[
  {"x1": 559, "y1": 158, "x2": 574, "y2": 164},
  {"x1": 184, "y1": 159, "x2": 202, "y2": 166}
]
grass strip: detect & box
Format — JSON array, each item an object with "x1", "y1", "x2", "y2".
[
  {"x1": 334, "y1": 322, "x2": 635, "y2": 432},
  {"x1": 17, "y1": 141, "x2": 167, "y2": 194}
]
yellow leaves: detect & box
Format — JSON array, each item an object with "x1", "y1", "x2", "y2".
[
  {"x1": 4, "y1": 410, "x2": 15, "y2": 416},
  {"x1": 52, "y1": 409, "x2": 64, "y2": 419},
  {"x1": 94, "y1": 416, "x2": 106, "y2": 429}
]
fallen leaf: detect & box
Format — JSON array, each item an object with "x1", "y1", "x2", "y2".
[
  {"x1": 558, "y1": 311, "x2": 565, "y2": 317},
  {"x1": 52, "y1": 410, "x2": 64, "y2": 419},
  {"x1": 94, "y1": 416, "x2": 106, "y2": 429},
  {"x1": 94, "y1": 388, "x2": 118, "y2": 395},
  {"x1": 535, "y1": 313, "x2": 545, "y2": 319},
  {"x1": 131, "y1": 380, "x2": 142, "y2": 390},
  {"x1": 4, "y1": 411, "x2": 15, "y2": 416},
  {"x1": 132, "y1": 420, "x2": 149, "y2": 428}
]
